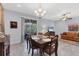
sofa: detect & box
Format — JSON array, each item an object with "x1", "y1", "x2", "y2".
[{"x1": 60, "y1": 32, "x2": 79, "y2": 42}]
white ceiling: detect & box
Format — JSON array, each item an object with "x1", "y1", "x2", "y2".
[{"x1": 2, "y1": 3, "x2": 79, "y2": 20}]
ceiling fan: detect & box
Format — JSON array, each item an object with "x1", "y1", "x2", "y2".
[{"x1": 59, "y1": 12, "x2": 72, "y2": 21}]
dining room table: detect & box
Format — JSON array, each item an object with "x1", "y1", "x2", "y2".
[{"x1": 31, "y1": 35, "x2": 54, "y2": 56}]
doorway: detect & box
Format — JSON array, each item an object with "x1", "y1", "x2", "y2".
[
  {"x1": 24, "y1": 19, "x2": 37, "y2": 35},
  {"x1": 21, "y1": 17, "x2": 37, "y2": 42}
]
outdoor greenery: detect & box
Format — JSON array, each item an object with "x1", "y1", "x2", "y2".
[{"x1": 25, "y1": 20, "x2": 37, "y2": 35}]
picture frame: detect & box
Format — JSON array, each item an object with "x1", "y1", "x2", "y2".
[
  {"x1": 10, "y1": 21, "x2": 17, "y2": 28},
  {"x1": 68, "y1": 24, "x2": 79, "y2": 31}
]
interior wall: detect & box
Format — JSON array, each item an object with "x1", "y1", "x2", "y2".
[
  {"x1": 55, "y1": 17, "x2": 79, "y2": 35},
  {"x1": 4, "y1": 9, "x2": 26, "y2": 44},
  {"x1": 37, "y1": 19, "x2": 55, "y2": 33},
  {"x1": 0, "y1": 4, "x2": 4, "y2": 32}
]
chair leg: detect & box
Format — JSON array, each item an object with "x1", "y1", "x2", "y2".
[
  {"x1": 28, "y1": 40, "x2": 31, "y2": 54},
  {"x1": 28, "y1": 47, "x2": 30, "y2": 54},
  {"x1": 55, "y1": 51, "x2": 58, "y2": 56},
  {"x1": 49, "y1": 53, "x2": 51, "y2": 56},
  {"x1": 27, "y1": 40, "x2": 28, "y2": 49},
  {"x1": 32, "y1": 48, "x2": 34, "y2": 56},
  {"x1": 55, "y1": 41, "x2": 58, "y2": 56}
]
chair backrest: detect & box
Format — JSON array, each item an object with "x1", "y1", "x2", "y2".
[
  {"x1": 24, "y1": 33, "x2": 29, "y2": 41},
  {"x1": 43, "y1": 35, "x2": 58, "y2": 56},
  {"x1": 51, "y1": 35, "x2": 58, "y2": 46},
  {"x1": 29, "y1": 35, "x2": 37, "y2": 49},
  {"x1": 28, "y1": 34, "x2": 32, "y2": 46},
  {"x1": 50, "y1": 35, "x2": 58, "y2": 53}
]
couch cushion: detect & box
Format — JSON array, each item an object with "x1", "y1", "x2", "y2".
[
  {"x1": 63, "y1": 32, "x2": 67, "y2": 35},
  {"x1": 61, "y1": 32, "x2": 79, "y2": 41},
  {"x1": 66, "y1": 32, "x2": 74, "y2": 37},
  {"x1": 77, "y1": 33, "x2": 79, "y2": 37}
]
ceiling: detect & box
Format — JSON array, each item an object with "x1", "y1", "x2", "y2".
[{"x1": 2, "y1": 3, "x2": 79, "y2": 20}]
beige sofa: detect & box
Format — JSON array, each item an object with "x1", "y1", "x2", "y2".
[{"x1": 61, "y1": 32, "x2": 79, "y2": 42}]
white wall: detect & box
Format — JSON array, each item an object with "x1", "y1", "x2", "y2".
[
  {"x1": 37, "y1": 19, "x2": 55, "y2": 32},
  {"x1": 55, "y1": 17, "x2": 79, "y2": 35},
  {"x1": 4, "y1": 9, "x2": 26, "y2": 44}
]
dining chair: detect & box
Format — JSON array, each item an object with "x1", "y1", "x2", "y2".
[
  {"x1": 24, "y1": 33, "x2": 29, "y2": 49},
  {"x1": 43, "y1": 35, "x2": 58, "y2": 56},
  {"x1": 28, "y1": 35, "x2": 39, "y2": 55},
  {"x1": 24, "y1": 34, "x2": 33, "y2": 54}
]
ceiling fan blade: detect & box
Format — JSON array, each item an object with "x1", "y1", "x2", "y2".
[
  {"x1": 62, "y1": 14, "x2": 66, "y2": 16},
  {"x1": 66, "y1": 12, "x2": 71, "y2": 14},
  {"x1": 58, "y1": 12, "x2": 72, "y2": 21},
  {"x1": 62, "y1": 12, "x2": 71, "y2": 16},
  {"x1": 67, "y1": 18, "x2": 72, "y2": 19}
]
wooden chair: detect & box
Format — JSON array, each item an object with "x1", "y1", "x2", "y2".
[
  {"x1": 24, "y1": 33, "x2": 29, "y2": 49},
  {"x1": 43, "y1": 35, "x2": 58, "y2": 56},
  {"x1": 24, "y1": 34, "x2": 32, "y2": 54},
  {"x1": 28, "y1": 35, "x2": 39, "y2": 56}
]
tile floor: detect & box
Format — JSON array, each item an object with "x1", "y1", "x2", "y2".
[{"x1": 10, "y1": 39, "x2": 79, "y2": 56}]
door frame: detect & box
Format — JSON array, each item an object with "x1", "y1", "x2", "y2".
[{"x1": 21, "y1": 17, "x2": 38, "y2": 42}]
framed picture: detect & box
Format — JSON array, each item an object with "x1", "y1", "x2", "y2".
[
  {"x1": 10, "y1": 21, "x2": 17, "y2": 28},
  {"x1": 68, "y1": 24, "x2": 79, "y2": 31}
]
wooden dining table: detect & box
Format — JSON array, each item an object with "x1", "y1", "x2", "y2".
[{"x1": 31, "y1": 35, "x2": 54, "y2": 56}]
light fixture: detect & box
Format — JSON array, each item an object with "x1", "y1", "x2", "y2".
[
  {"x1": 34, "y1": 4, "x2": 46, "y2": 19},
  {"x1": 59, "y1": 12, "x2": 72, "y2": 21},
  {"x1": 62, "y1": 18, "x2": 66, "y2": 21}
]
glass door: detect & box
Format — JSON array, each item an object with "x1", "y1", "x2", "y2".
[
  {"x1": 31, "y1": 20, "x2": 37, "y2": 35},
  {"x1": 25, "y1": 19, "x2": 37, "y2": 35}
]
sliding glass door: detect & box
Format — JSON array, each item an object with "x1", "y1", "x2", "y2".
[{"x1": 24, "y1": 19, "x2": 37, "y2": 35}]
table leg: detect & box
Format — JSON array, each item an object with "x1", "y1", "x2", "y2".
[{"x1": 40, "y1": 48, "x2": 44, "y2": 56}]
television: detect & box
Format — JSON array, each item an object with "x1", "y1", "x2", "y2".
[
  {"x1": 48, "y1": 27, "x2": 54, "y2": 32},
  {"x1": 48, "y1": 29, "x2": 54, "y2": 32}
]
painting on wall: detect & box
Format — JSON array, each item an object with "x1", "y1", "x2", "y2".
[
  {"x1": 10, "y1": 21, "x2": 17, "y2": 28},
  {"x1": 68, "y1": 24, "x2": 79, "y2": 31}
]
